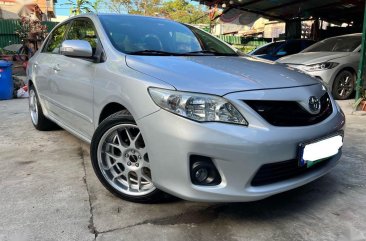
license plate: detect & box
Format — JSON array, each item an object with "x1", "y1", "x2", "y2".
[{"x1": 298, "y1": 132, "x2": 343, "y2": 168}]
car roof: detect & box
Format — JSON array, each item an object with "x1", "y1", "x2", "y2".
[
  {"x1": 326, "y1": 33, "x2": 362, "y2": 39},
  {"x1": 59, "y1": 13, "x2": 178, "y2": 24}
]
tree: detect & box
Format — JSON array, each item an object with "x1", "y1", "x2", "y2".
[
  {"x1": 107, "y1": 0, "x2": 132, "y2": 13},
  {"x1": 15, "y1": 17, "x2": 48, "y2": 53},
  {"x1": 89, "y1": 0, "x2": 105, "y2": 13},
  {"x1": 15, "y1": 17, "x2": 47, "y2": 42},
  {"x1": 160, "y1": 0, "x2": 209, "y2": 24},
  {"x1": 105, "y1": 0, "x2": 209, "y2": 24},
  {"x1": 63, "y1": 0, "x2": 92, "y2": 15}
]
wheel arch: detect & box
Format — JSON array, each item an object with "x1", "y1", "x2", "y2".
[{"x1": 98, "y1": 102, "x2": 130, "y2": 125}]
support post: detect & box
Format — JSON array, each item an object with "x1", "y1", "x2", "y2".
[
  {"x1": 285, "y1": 19, "x2": 301, "y2": 40},
  {"x1": 355, "y1": 1, "x2": 366, "y2": 101}
]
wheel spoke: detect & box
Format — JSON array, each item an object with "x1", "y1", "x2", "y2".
[
  {"x1": 116, "y1": 130, "x2": 128, "y2": 147},
  {"x1": 344, "y1": 76, "x2": 350, "y2": 84},
  {"x1": 135, "y1": 169, "x2": 149, "y2": 190},
  {"x1": 104, "y1": 151, "x2": 120, "y2": 161},
  {"x1": 139, "y1": 147, "x2": 147, "y2": 158},
  {"x1": 134, "y1": 132, "x2": 141, "y2": 142},
  {"x1": 102, "y1": 161, "x2": 120, "y2": 171},
  {"x1": 125, "y1": 129, "x2": 133, "y2": 143},
  {"x1": 142, "y1": 172, "x2": 152, "y2": 183},
  {"x1": 112, "y1": 169, "x2": 127, "y2": 182},
  {"x1": 137, "y1": 175, "x2": 142, "y2": 191},
  {"x1": 106, "y1": 142, "x2": 120, "y2": 149},
  {"x1": 126, "y1": 173, "x2": 132, "y2": 189}
]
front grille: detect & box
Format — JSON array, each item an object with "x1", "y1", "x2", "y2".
[
  {"x1": 251, "y1": 158, "x2": 331, "y2": 186},
  {"x1": 244, "y1": 93, "x2": 333, "y2": 126}
]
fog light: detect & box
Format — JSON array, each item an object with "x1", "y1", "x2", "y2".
[
  {"x1": 190, "y1": 155, "x2": 221, "y2": 186},
  {"x1": 195, "y1": 168, "x2": 209, "y2": 182}
]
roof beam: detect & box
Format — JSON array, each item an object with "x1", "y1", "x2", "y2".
[
  {"x1": 238, "y1": 0, "x2": 265, "y2": 7},
  {"x1": 263, "y1": 0, "x2": 311, "y2": 12},
  {"x1": 236, "y1": 6, "x2": 286, "y2": 20}
]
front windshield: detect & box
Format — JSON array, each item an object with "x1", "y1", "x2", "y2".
[
  {"x1": 99, "y1": 15, "x2": 238, "y2": 56},
  {"x1": 252, "y1": 41, "x2": 283, "y2": 55},
  {"x1": 303, "y1": 35, "x2": 361, "y2": 53}
]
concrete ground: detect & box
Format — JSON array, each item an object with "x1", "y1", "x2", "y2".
[{"x1": 0, "y1": 98, "x2": 365, "y2": 241}]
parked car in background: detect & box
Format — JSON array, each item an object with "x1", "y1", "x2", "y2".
[
  {"x1": 278, "y1": 33, "x2": 362, "y2": 100},
  {"x1": 249, "y1": 39, "x2": 316, "y2": 61},
  {"x1": 28, "y1": 14, "x2": 345, "y2": 203}
]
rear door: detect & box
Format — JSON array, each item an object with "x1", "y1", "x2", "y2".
[{"x1": 49, "y1": 18, "x2": 99, "y2": 139}]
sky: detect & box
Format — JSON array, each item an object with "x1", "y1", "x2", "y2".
[{"x1": 55, "y1": 0, "x2": 113, "y2": 16}]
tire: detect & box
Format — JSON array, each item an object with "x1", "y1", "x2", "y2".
[
  {"x1": 332, "y1": 70, "x2": 355, "y2": 100},
  {"x1": 29, "y1": 85, "x2": 59, "y2": 131},
  {"x1": 90, "y1": 110, "x2": 170, "y2": 203}
]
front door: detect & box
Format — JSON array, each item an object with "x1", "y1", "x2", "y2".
[
  {"x1": 50, "y1": 18, "x2": 100, "y2": 139},
  {"x1": 35, "y1": 22, "x2": 69, "y2": 114}
]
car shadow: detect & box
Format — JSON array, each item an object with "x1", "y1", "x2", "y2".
[
  {"x1": 158, "y1": 172, "x2": 343, "y2": 224},
  {"x1": 209, "y1": 173, "x2": 341, "y2": 221}
]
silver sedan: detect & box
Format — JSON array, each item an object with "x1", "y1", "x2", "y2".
[
  {"x1": 278, "y1": 33, "x2": 362, "y2": 100},
  {"x1": 27, "y1": 14, "x2": 345, "y2": 203}
]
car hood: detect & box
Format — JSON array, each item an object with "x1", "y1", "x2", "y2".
[
  {"x1": 278, "y1": 52, "x2": 351, "y2": 65},
  {"x1": 126, "y1": 55, "x2": 319, "y2": 96}
]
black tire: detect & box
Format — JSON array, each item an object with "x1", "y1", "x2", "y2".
[
  {"x1": 332, "y1": 70, "x2": 355, "y2": 100},
  {"x1": 29, "y1": 85, "x2": 59, "y2": 131},
  {"x1": 90, "y1": 110, "x2": 171, "y2": 203}
]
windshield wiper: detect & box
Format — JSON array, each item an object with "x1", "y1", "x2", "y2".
[
  {"x1": 184, "y1": 50, "x2": 238, "y2": 56},
  {"x1": 128, "y1": 50, "x2": 182, "y2": 56}
]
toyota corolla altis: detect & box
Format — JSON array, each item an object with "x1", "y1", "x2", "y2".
[{"x1": 27, "y1": 14, "x2": 345, "y2": 203}]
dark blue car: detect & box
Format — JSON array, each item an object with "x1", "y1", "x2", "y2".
[{"x1": 249, "y1": 39, "x2": 316, "y2": 61}]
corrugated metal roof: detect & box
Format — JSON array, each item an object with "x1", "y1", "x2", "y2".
[{"x1": 197, "y1": 0, "x2": 365, "y2": 22}]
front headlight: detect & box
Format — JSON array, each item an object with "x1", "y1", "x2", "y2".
[
  {"x1": 148, "y1": 88, "x2": 248, "y2": 126},
  {"x1": 302, "y1": 62, "x2": 339, "y2": 72}
]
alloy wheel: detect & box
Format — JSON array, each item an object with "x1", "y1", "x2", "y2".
[
  {"x1": 29, "y1": 89, "x2": 39, "y2": 125},
  {"x1": 96, "y1": 124, "x2": 155, "y2": 196},
  {"x1": 335, "y1": 72, "x2": 354, "y2": 99}
]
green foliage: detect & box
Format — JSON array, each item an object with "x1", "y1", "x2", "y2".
[
  {"x1": 63, "y1": 0, "x2": 92, "y2": 15},
  {"x1": 105, "y1": 0, "x2": 209, "y2": 24},
  {"x1": 160, "y1": 0, "x2": 209, "y2": 24},
  {"x1": 89, "y1": 0, "x2": 104, "y2": 13},
  {"x1": 15, "y1": 17, "x2": 47, "y2": 42}
]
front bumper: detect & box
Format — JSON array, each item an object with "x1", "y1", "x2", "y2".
[{"x1": 137, "y1": 85, "x2": 345, "y2": 202}]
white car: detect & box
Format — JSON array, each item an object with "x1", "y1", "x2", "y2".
[{"x1": 278, "y1": 33, "x2": 362, "y2": 100}]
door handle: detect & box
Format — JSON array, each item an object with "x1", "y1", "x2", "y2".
[{"x1": 52, "y1": 64, "x2": 61, "y2": 72}]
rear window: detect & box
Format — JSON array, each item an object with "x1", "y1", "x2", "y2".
[{"x1": 303, "y1": 36, "x2": 361, "y2": 52}]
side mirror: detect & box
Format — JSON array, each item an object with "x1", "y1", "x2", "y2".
[
  {"x1": 276, "y1": 51, "x2": 287, "y2": 56},
  {"x1": 60, "y1": 40, "x2": 93, "y2": 58}
]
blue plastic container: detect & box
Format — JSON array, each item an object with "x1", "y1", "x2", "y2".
[{"x1": 0, "y1": 60, "x2": 13, "y2": 100}]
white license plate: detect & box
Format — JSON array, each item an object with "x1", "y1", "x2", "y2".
[{"x1": 299, "y1": 133, "x2": 343, "y2": 167}]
